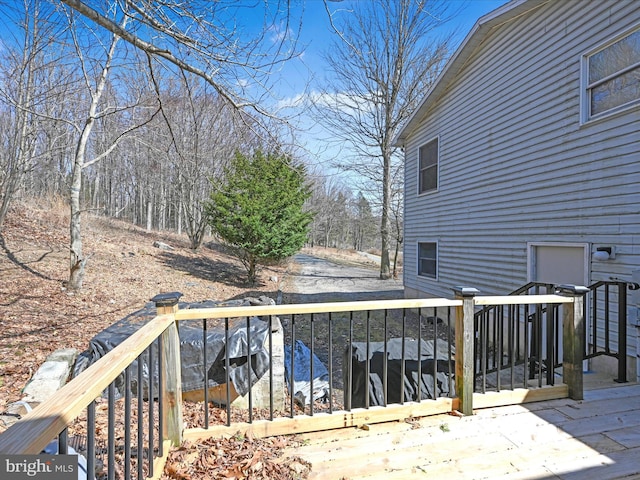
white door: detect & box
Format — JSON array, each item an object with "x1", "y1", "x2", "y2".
[
  {"x1": 528, "y1": 243, "x2": 589, "y2": 371},
  {"x1": 529, "y1": 244, "x2": 588, "y2": 287}
]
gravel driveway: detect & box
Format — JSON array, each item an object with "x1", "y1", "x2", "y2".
[
  {"x1": 277, "y1": 254, "x2": 410, "y2": 397},
  {"x1": 281, "y1": 253, "x2": 404, "y2": 304}
]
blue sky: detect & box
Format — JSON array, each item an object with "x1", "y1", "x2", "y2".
[
  {"x1": 269, "y1": 0, "x2": 506, "y2": 104},
  {"x1": 260, "y1": 0, "x2": 507, "y2": 177},
  {"x1": 0, "y1": 0, "x2": 508, "y2": 184}
]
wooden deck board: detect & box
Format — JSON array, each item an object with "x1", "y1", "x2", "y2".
[{"x1": 285, "y1": 383, "x2": 640, "y2": 480}]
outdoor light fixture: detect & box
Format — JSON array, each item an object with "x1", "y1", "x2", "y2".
[{"x1": 593, "y1": 246, "x2": 615, "y2": 261}]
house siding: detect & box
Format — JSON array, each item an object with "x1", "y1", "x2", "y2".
[{"x1": 403, "y1": 1, "x2": 640, "y2": 359}]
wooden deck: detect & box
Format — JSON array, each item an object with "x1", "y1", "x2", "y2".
[{"x1": 285, "y1": 382, "x2": 640, "y2": 480}]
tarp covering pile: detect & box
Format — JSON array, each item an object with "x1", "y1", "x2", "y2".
[
  {"x1": 74, "y1": 298, "x2": 274, "y2": 400},
  {"x1": 344, "y1": 337, "x2": 455, "y2": 408},
  {"x1": 284, "y1": 340, "x2": 329, "y2": 406}
]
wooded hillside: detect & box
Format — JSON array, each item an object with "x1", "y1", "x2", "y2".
[{"x1": 0, "y1": 199, "x2": 288, "y2": 410}]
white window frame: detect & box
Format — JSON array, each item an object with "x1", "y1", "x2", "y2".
[
  {"x1": 417, "y1": 136, "x2": 439, "y2": 195},
  {"x1": 417, "y1": 241, "x2": 438, "y2": 279},
  {"x1": 580, "y1": 24, "x2": 640, "y2": 124}
]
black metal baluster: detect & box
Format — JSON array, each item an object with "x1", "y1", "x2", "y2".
[
  {"x1": 148, "y1": 343, "x2": 154, "y2": 478},
  {"x1": 58, "y1": 428, "x2": 68, "y2": 454},
  {"x1": 137, "y1": 353, "x2": 144, "y2": 480},
  {"x1": 328, "y1": 313, "x2": 334, "y2": 414},
  {"x1": 203, "y1": 318, "x2": 209, "y2": 429},
  {"x1": 497, "y1": 305, "x2": 503, "y2": 392},
  {"x1": 310, "y1": 313, "x2": 315, "y2": 416},
  {"x1": 87, "y1": 401, "x2": 95, "y2": 480},
  {"x1": 347, "y1": 312, "x2": 353, "y2": 411},
  {"x1": 550, "y1": 304, "x2": 557, "y2": 376},
  {"x1": 509, "y1": 304, "x2": 515, "y2": 389},
  {"x1": 108, "y1": 381, "x2": 115, "y2": 480},
  {"x1": 383, "y1": 309, "x2": 388, "y2": 406},
  {"x1": 447, "y1": 307, "x2": 454, "y2": 396},
  {"x1": 481, "y1": 309, "x2": 488, "y2": 393},
  {"x1": 524, "y1": 304, "x2": 530, "y2": 388},
  {"x1": 417, "y1": 307, "x2": 423, "y2": 401},
  {"x1": 290, "y1": 314, "x2": 296, "y2": 418},
  {"x1": 124, "y1": 366, "x2": 132, "y2": 480},
  {"x1": 400, "y1": 309, "x2": 406, "y2": 404},
  {"x1": 592, "y1": 288, "x2": 598, "y2": 356},
  {"x1": 268, "y1": 315, "x2": 274, "y2": 421},
  {"x1": 157, "y1": 336, "x2": 164, "y2": 458},
  {"x1": 537, "y1": 303, "x2": 543, "y2": 388},
  {"x1": 430, "y1": 307, "x2": 435, "y2": 400},
  {"x1": 247, "y1": 315, "x2": 253, "y2": 423},
  {"x1": 365, "y1": 310, "x2": 370, "y2": 409},
  {"x1": 225, "y1": 318, "x2": 231, "y2": 427}
]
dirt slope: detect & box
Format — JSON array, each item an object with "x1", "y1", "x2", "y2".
[
  {"x1": 0, "y1": 200, "x2": 401, "y2": 479},
  {"x1": 0, "y1": 200, "x2": 288, "y2": 409}
]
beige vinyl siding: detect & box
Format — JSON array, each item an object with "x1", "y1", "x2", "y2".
[{"x1": 404, "y1": 0, "x2": 640, "y2": 309}]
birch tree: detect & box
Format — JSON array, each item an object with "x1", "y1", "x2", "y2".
[
  {"x1": 65, "y1": 11, "x2": 159, "y2": 290},
  {"x1": 316, "y1": 0, "x2": 456, "y2": 279}
]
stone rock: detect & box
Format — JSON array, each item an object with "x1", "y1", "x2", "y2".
[
  {"x1": 153, "y1": 241, "x2": 174, "y2": 250},
  {"x1": 22, "y1": 349, "x2": 78, "y2": 404}
]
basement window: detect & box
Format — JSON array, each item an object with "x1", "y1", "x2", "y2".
[{"x1": 418, "y1": 242, "x2": 437, "y2": 279}]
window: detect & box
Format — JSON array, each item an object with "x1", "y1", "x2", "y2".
[
  {"x1": 583, "y1": 26, "x2": 640, "y2": 121},
  {"x1": 418, "y1": 137, "x2": 438, "y2": 194},
  {"x1": 418, "y1": 242, "x2": 437, "y2": 278}
]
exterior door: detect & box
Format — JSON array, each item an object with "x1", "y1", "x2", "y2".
[
  {"x1": 528, "y1": 243, "x2": 589, "y2": 371},
  {"x1": 529, "y1": 243, "x2": 589, "y2": 287}
]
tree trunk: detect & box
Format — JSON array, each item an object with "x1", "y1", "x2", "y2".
[
  {"x1": 68, "y1": 121, "x2": 92, "y2": 290},
  {"x1": 146, "y1": 197, "x2": 153, "y2": 232},
  {"x1": 379, "y1": 152, "x2": 392, "y2": 280},
  {"x1": 392, "y1": 236, "x2": 402, "y2": 279},
  {"x1": 0, "y1": 7, "x2": 37, "y2": 232},
  {"x1": 177, "y1": 200, "x2": 182, "y2": 235},
  {"x1": 248, "y1": 254, "x2": 257, "y2": 284},
  {"x1": 67, "y1": 26, "x2": 122, "y2": 290}
]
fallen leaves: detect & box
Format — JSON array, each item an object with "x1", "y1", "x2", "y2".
[
  {"x1": 1, "y1": 202, "x2": 307, "y2": 479},
  {"x1": 163, "y1": 435, "x2": 310, "y2": 480},
  {"x1": 0, "y1": 202, "x2": 287, "y2": 413}
]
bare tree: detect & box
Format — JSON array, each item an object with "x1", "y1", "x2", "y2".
[
  {"x1": 0, "y1": 0, "x2": 60, "y2": 230},
  {"x1": 389, "y1": 167, "x2": 404, "y2": 279},
  {"x1": 353, "y1": 192, "x2": 377, "y2": 252},
  {"x1": 54, "y1": 0, "x2": 309, "y2": 261},
  {"x1": 150, "y1": 73, "x2": 258, "y2": 249},
  {"x1": 58, "y1": 0, "x2": 303, "y2": 121},
  {"x1": 315, "y1": 0, "x2": 456, "y2": 279},
  {"x1": 64, "y1": 10, "x2": 160, "y2": 290}
]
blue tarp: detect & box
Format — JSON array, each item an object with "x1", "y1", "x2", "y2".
[{"x1": 284, "y1": 340, "x2": 329, "y2": 405}]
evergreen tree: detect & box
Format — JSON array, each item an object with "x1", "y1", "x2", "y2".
[{"x1": 206, "y1": 150, "x2": 313, "y2": 283}]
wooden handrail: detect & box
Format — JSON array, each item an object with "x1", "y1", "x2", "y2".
[
  {"x1": 0, "y1": 314, "x2": 175, "y2": 454},
  {"x1": 474, "y1": 294, "x2": 574, "y2": 306},
  {"x1": 175, "y1": 298, "x2": 463, "y2": 321}
]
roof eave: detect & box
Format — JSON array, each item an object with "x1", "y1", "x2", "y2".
[{"x1": 393, "y1": 0, "x2": 548, "y2": 147}]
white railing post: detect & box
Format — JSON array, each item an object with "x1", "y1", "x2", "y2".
[
  {"x1": 453, "y1": 286, "x2": 480, "y2": 415},
  {"x1": 556, "y1": 284, "x2": 589, "y2": 401},
  {"x1": 152, "y1": 292, "x2": 184, "y2": 446}
]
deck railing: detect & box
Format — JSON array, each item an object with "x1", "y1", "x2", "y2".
[
  {"x1": 0, "y1": 286, "x2": 588, "y2": 479},
  {"x1": 474, "y1": 280, "x2": 632, "y2": 389},
  {"x1": 587, "y1": 280, "x2": 630, "y2": 382}
]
